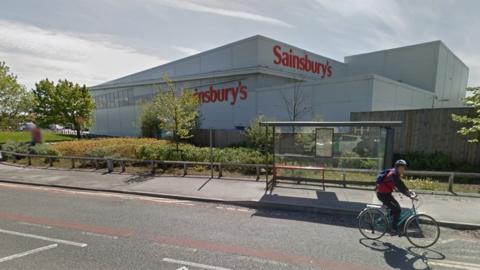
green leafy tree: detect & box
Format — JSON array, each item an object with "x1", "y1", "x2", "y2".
[
  {"x1": 33, "y1": 79, "x2": 95, "y2": 139},
  {"x1": 452, "y1": 87, "x2": 480, "y2": 143},
  {"x1": 152, "y1": 76, "x2": 199, "y2": 148},
  {"x1": 0, "y1": 62, "x2": 34, "y2": 130},
  {"x1": 139, "y1": 102, "x2": 162, "y2": 138},
  {"x1": 245, "y1": 115, "x2": 273, "y2": 153}
]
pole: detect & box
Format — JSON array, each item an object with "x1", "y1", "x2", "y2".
[
  {"x1": 210, "y1": 128, "x2": 213, "y2": 179},
  {"x1": 383, "y1": 127, "x2": 394, "y2": 169}
]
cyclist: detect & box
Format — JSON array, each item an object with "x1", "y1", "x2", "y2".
[{"x1": 376, "y1": 159, "x2": 416, "y2": 235}]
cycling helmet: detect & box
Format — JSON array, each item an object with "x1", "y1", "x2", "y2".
[{"x1": 394, "y1": 159, "x2": 408, "y2": 167}]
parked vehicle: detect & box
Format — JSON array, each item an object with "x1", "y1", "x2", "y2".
[
  {"x1": 48, "y1": 124, "x2": 64, "y2": 130},
  {"x1": 18, "y1": 122, "x2": 36, "y2": 131}
]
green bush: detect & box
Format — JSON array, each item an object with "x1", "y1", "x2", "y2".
[
  {"x1": 136, "y1": 143, "x2": 270, "y2": 164},
  {"x1": 139, "y1": 102, "x2": 162, "y2": 138},
  {"x1": 1, "y1": 140, "x2": 30, "y2": 154},
  {"x1": 339, "y1": 151, "x2": 379, "y2": 170},
  {"x1": 29, "y1": 144, "x2": 59, "y2": 156},
  {"x1": 245, "y1": 115, "x2": 272, "y2": 153},
  {"x1": 394, "y1": 152, "x2": 479, "y2": 172}
]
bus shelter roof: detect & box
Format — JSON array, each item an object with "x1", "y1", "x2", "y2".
[{"x1": 259, "y1": 121, "x2": 402, "y2": 127}]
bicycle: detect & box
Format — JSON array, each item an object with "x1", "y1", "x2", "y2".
[{"x1": 357, "y1": 193, "x2": 440, "y2": 248}]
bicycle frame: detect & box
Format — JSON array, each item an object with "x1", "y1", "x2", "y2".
[{"x1": 383, "y1": 198, "x2": 418, "y2": 229}]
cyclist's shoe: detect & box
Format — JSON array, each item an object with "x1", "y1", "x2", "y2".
[{"x1": 389, "y1": 228, "x2": 403, "y2": 237}]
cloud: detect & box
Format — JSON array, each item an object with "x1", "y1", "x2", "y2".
[
  {"x1": 173, "y1": 46, "x2": 201, "y2": 56},
  {"x1": 0, "y1": 20, "x2": 164, "y2": 89},
  {"x1": 156, "y1": 0, "x2": 293, "y2": 28}
]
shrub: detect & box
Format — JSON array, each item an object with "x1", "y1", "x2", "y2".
[
  {"x1": 52, "y1": 138, "x2": 167, "y2": 157},
  {"x1": 29, "y1": 144, "x2": 59, "y2": 156},
  {"x1": 394, "y1": 152, "x2": 480, "y2": 172},
  {"x1": 245, "y1": 115, "x2": 272, "y2": 153},
  {"x1": 1, "y1": 140, "x2": 30, "y2": 154},
  {"x1": 139, "y1": 102, "x2": 162, "y2": 138},
  {"x1": 339, "y1": 151, "x2": 379, "y2": 170},
  {"x1": 135, "y1": 143, "x2": 271, "y2": 174}
]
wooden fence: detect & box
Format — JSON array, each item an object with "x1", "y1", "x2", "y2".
[{"x1": 351, "y1": 108, "x2": 480, "y2": 165}]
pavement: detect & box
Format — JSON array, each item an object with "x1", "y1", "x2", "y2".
[
  {"x1": 0, "y1": 180, "x2": 479, "y2": 270},
  {"x1": 0, "y1": 163, "x2": 479, "y2": 230}
]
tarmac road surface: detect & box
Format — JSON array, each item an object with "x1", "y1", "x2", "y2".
[{"x1": 0, "y1": 182, "x2": 478, "y2": 270}]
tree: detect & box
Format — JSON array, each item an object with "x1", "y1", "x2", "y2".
[
  {"x1": 152, "y1": 76, "x2": 199, "y2": 148},
  {"x1": 0, "y1": 62, "x2": 34, "y2": 130},
  {"x1": 245, "y1": 115, "x2": 273, "y2": 153},
  {"x1": 279, "y1": 82, "x2": 311, "y2": 121},
  {"x1": 139, "y1": 102, "x2": 162, "y2": 138},
  {"x1": 452, "y1": 87, "x2": 480, "y2": 143},
  {"x1": 33, "y1": 79, "x2": 95, "y2": 139}
]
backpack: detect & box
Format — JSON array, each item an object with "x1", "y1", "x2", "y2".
[{"x1": 376, "y1": 169, "x2": 391, "y2": 185}]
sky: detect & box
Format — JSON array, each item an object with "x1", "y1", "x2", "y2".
[{"x1": 1, "y1": 0, "x2": 479, "y2": 89}]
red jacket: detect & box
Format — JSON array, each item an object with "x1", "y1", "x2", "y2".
[{"x1": 376, "y1": 168, "x2": 410, "y2": 195}]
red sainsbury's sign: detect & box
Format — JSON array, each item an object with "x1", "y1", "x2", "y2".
[
  {"x1": 194, "y1": 81, "x2": 247, "y2": 106},
  {"x1": 273, "y1": 45, "x2": 332, "y2": 78}
]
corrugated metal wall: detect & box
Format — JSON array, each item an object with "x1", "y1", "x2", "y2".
[{"x1": 351, "y1": 108, "x2": 480, "y2": 165}]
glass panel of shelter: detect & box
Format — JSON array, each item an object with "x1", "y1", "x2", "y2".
[{"x1": 274, "y1": 125, "x2": 386, "y2": 170}]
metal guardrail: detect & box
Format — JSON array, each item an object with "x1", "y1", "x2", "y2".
[
  {"x1": 272, "y1": 166, "x2": 480, "y2": 192},
  {"x1": 1, "y1": 150, "x2": 479, "y2": 192},
  {"x1": 0, "y1": 150, "x2": 272, "y2": 183}
]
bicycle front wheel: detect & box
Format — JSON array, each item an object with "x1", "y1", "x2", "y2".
[
  {"x1": 358, "y1": 208, "x2": 387, "y2": 240},
  {"x1": 404, "y1": 214, "x2": 440, "y2": 248}
]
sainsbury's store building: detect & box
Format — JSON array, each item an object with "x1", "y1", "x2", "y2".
[{"x1": 90, "y1": 35, "x2": 468, "y2": 136}]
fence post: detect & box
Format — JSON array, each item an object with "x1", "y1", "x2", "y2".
[
  {"x1": 49, "y1": 157, "x2": 53, "y2": 167},
  {"x1": 342, "y1": 172, "x2": 346, "y2": 188},
  {"x1": 256, "y1": 165, "x2": 260, "y2": 181},
  {"x1": 27, "y1": 155, "x2": 32, "y2": 166},
  {"x1": 183, "y1": 163, "x2": 187, "y2": 176},
  {"x1": 209, "y1": 128, "x2": 214, "y2": 179},
  {"x1": 151, "y1": 161, "x2": 156, "y2": 174},
  {"x1": 13, "y1": 154, "x2": 17, "y2": 164},
  {"x1": 94, "y1": 159, "x2": 98, "y2": 170},
  {"x1": 448, "y1": 173, "x2": 455, "y2": 192},
  {"x1": 121, "y1": 161, "x2": 125, "y2": 173},
  {"x1": 107, "y1": 159, "x2": 113, "y2": 173},
  {"x1": 71, "y1": 158, "x2": 75, "y2": 169},
  {"x1": 218, "y1": 164, "x2": 222, "y2": 178}
]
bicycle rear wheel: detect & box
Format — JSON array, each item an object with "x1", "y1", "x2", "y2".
[
  {"x1": 358, "y1": 208, "x2": 387, "y2": 240},
  {"x1": 404, "y1": 214, "x2": 440, "y2": 248}
]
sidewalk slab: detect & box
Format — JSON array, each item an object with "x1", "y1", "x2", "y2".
[{"x1": 1, "y1": 163, "x2": 479, "y2": 229}]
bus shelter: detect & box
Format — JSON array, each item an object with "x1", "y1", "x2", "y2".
[{"x1": 260, "y1": 121, "x2": 402, "y2": 190}]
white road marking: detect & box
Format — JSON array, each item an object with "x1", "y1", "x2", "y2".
[
  {"x1": 176, "y1": 267, "x2": 189, "y2": 270},
  {"x1": 18, "y1": 222, "x2": 52, "y2": 229},
  {"x1": 0, "y1": 228, "x2": 87, "y2": 247},
  {"x1": 163, "y1": 258, "x2": 232, "y2": 270},
  {"x1": 429, "y1": 260, "x2": 480, "y2": 270},
  {"x1": 152, "y1": 242, "x2": 198, "y2": 253},
  {"x1": 81, "y1": 231, "x2": 118, "y2": 240},
  {"x1": 0, "y1": 244, "x2": 58, "y2": 263}
]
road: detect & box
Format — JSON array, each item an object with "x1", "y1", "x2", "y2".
[{"x1": 0, "y1": 182, "x2": 478, "y2": 270}]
